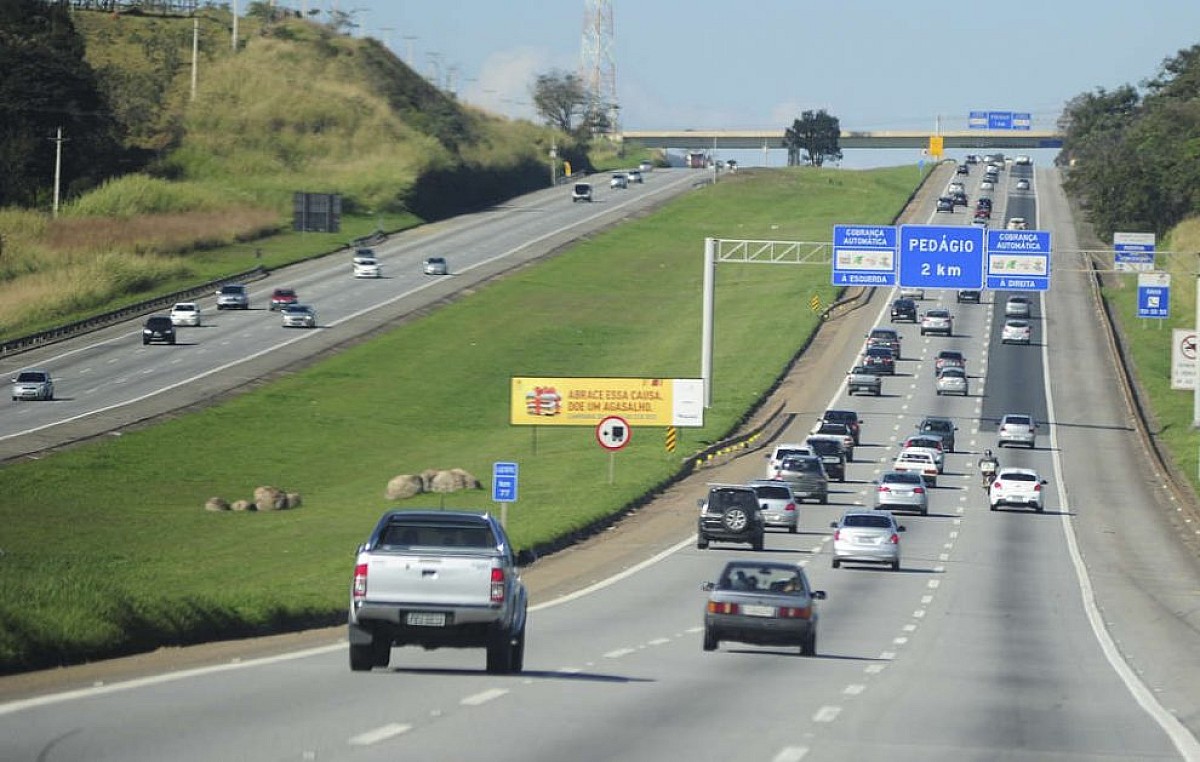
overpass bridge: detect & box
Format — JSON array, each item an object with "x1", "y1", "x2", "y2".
[{"x1": 620, "y1": 129, "x2": 1064, "y2": 151}]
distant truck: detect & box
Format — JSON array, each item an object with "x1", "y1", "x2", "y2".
[
  {"x1": 348, "y1": 510, "x2": 533, "y2": 673},
  {"x1": 686, "y1": 151, "x2": 709, "y2": 168}
]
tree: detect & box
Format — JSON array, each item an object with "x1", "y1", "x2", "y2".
[
  {"x1": 531, "y1": 70, "x2": 589, "y2": 137},
  {"x1": 782, "y1": 110, "x2": 842, "y2": 167},
  {"x1": 0, "y1": 0, "x2": 123, "y2": 208}
]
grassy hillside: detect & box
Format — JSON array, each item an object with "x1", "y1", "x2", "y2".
[
  {"x1": 0, "y1": 166, "x2": 927, "y2": 673},
  {"x1": 0, "y1": 13, "x2": 557, "y2": 339}
]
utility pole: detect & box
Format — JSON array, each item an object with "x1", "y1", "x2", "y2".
[
  {"x1": 190, "y1": 16, "x2": 199, "y2": 101},
  {"x1": 50, "y1": 127, "x2": 66, "y2": 217},
  {"x1": 231, "y1": 0, "x2": 239, "y2": 52}
]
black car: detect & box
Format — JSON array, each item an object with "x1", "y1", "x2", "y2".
[
  {"x1": 890, "y1": 298, "x2": 918, "y2": 322},
  {"x1": 956, "y1": 289, "x2": 982, "y2": 303},
  {"x1": 955, "y1": 163, "x2": 969, "y2": 175},
  {"x1": 950, "y1": 191, "x2": 969, "y2": 207},
  {"x1": 917, "y1": 416, "x2": 958, "y2": 453},
  {"x1": 142, "y1": 315, "x2": 176, "y2": 345},
  {"x1": 820, "y1": 409, "x2": 861, "y2": 445},
  {"x1": 697, "y1": 485, "x2": 766, "y2": 551},
  {"x1": 862, "y1": 346, "x2": 896, "y2": 375},
  {"x1": 976, "y1": 196, "x2": 993, "y2": 210},
  {"x1": 935, "y1": 196, "x2": 954, "y2": 213}
]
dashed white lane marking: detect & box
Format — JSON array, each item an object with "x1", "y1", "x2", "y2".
[
  {"x1": 604, "y1": 647, "x2": 636, "y2": 659},
  {"x1": 893, "y1": 636, "x2": 909, "y2": 645},
  {"x1": 558, "y1": 667, "x2": 583, "y2": 674},
  {"x1": 879, "y1": 651, "x2": 896, "y2": 660},
  {"x1": 813, "y1": 706, "x2": 842, "y2": 722},
  {"x1": 460, "y1": 688, "x2": 508, "y2": 706},
  {"x1": 865, "y1": 663, "x2": 886, "y2": 674},
  {"x1": 933, "y1": 565, "x2": 946, "y2": 573},
  {"x1": 902, "y1": 624, "x2": 917, "y2": 632},
  {"x1": 348, "y1": 723, "x2": 412, "y2": 746},
  {"x1": 939, "y1": 553, "x2": 950, "y2": 561},
  {"x1": 913, "y1": 609, "x2": 926, "y2": 618},
  {"x1": 949, "y1": 531, "x2": 959, "y2": 539},
  {"x1": 843, "y1": 684, "x2": 866, "y2": 696},
  {"x1": 921, "y1": 595, "x2": 934, "y2": 604},
  {"x1": 647, "y1": 637, "x2": 671, "y2": 646},
  {"x1": 928, "y1": 580, "x2": 941, "y2": 590},
  {"x1": 772, "y1": 747, "x2": 809, "y2": 762}
]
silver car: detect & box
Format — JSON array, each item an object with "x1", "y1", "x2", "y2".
[
  {"x1": 1001, "y1": 319, "x2": 1031, "y2": 344},
  {"x1": 11, "y1": 369, "x2": 54, "y2": 401},
  {"x1": 935, "y1": 366, "x2": 968, "y2": 396},
  {"x1": 830, "y1": 510, "x2": 905, "y2": 570},
  {"x1": 873, "y1": 471, "x2": 928, "y2": 515},
  {"x1": 771, "y1": 456, "x2": 829, "y2": 504},
  {"x1": 215, "y1": 283, "x2": 249, "y2": 310},
  {"x1": 1005, "y1": 296, "x2": 1032, "y2": 318},
  {"x1": 702, "y1": 560, "x2": 826, "y2": 656},
  {"x1": 747, "y1": 480, "x2": 799, "y2": 533},
  {"x1": 920, "y1": 309, "x2": 953, "y2": 336},
  {"x1": 997, "y1": 413, "x2": 1037, "y2": 448},
  {"x1": 423, "y1": 257, "x2": 448, "y2": 276},
  {"x1": 280, "y1": 304, "x2": 317, "y2": 328}
]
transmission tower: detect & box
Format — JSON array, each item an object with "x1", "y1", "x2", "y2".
[{"x1": 580, "y1": 0, "x2": 617, "y2": 133}]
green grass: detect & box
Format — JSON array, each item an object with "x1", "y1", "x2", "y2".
[
  {"x1": 0, "y1": 166, "x2": 927, "y2": 673},
  {"x1": 1100, "y1": 217, "x2": 1200, "y2": 487}
]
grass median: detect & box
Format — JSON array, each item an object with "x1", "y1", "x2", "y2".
[{"x1": 0, "y1": 165, "x2": 928, "y2": 673}]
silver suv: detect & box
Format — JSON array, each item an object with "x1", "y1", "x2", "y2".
[
  {"x1": 772, "y1": 455, "x2": 829, "y2": 504},
  {"x1": 997, "y1": 413, "x2": 1037, "y2": 448},
  {"x1": 216, "y1": 283, "x2": 250, "y2": 310}
]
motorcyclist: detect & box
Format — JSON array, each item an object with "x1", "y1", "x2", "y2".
[{"x1": 978, "y1": 449, "x2": 999, "y2": 488}]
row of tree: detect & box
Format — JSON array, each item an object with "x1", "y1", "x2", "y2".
[{"x1": 1057, "y1": 44, "x2": 1200, "y2": 240}]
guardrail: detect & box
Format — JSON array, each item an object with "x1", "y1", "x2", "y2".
[{"x1": 0, "y1": 228, "x2": 393, "y2": 360}]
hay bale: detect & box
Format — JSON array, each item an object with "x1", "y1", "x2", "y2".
[
  {"x1": 204, "y1": 497, "x2": 230, "y2": 512},
  {"x1": 285, "y1": 492, "x2": 303, "y2": 509},
  {"x1": 230, "y1": 499, "x2": 254, "y2": 512},
  {"x1": 419, "y1": 468, "x2": 440, "y2": 491},
  {"x1": 386, "y1": 474, "x2": 424, "y2": 500},
  {"x1": 254, "y1": 485, "x2": 287, "y2": 511},
  {"x1": 428, "y1": 469, "x2": 462, "y2": 493}
]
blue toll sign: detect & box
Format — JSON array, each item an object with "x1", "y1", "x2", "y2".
[
  {"x1": 832, "y1": 224, "x2": 897, "y2": 286},
  {"x1": 898, "y1": 225, "x2": 985, "y2": 290},
  {"x1": 492, "y1": 461, "x2": 518, "y2": 503}
]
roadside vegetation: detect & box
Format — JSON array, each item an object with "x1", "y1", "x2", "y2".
[{"x1": 0, "y1": 166, "x2": 926, "y2": 674}]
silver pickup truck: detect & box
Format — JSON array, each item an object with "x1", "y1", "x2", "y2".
[{"x1": 348, "y1": 510, "x2": 534, "y2": 673}]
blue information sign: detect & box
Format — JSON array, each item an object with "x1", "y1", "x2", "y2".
[
  {"x1": 988, "y1": 111, "x2": 1013, "y2": 130},
  {"x1": 832, "y1": 224, "x2": 897, "y2": 286},
  {"x1": 1012, "y1": 112, "x2": 1032, "y2": 130},
  {"x1": 1137, "y1": 274, "x2": 1170, "y2": 319},
  {"x1": 986, "y1": 229, "x2": 1051, "y2": 291},
  {"x1": 898, "y1": 225, "x2": 985, "y2": 290},
  {"x1": 492, "y1": 461, "x2": 518, "y2": 503},
  {"x1": 968, "y1": 111, "x2": 988, "y2": 129}
]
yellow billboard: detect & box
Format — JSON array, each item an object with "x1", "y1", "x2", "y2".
[
  {"x1": 928, "y1": 135, "x2": 944, "y2": 157},
  {"x1": 510, "y1": 377, "x2": 704, "y2": 427}
]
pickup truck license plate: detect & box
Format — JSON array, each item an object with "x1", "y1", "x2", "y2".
[{"x1": 406, "y1": 612, "x2": 447, "y2": 627}]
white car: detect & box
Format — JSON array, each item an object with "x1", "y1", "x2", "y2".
[
  {"x1": 423, "y1": 257, "x2": 448, "y2": 276},
  {"x1": 899, "y1": 286, "x2": 925, "y2": 300},
  {"x1": 765, "y1": 442, "x2": 812, "y2": 478},
  {"x1": 1015, "y1": 179, "x2": 1031, "y2": 191},
  {"x1": 989, "y1": 467, "x2": 1047, "y2": 511},
  {"x1": 626, "y1": 169, "x2": 643, "y2": 184},
  {"x1": 1006, "y1": 217, "x2": 1028, "y2": 230},
  {"x1": 169, "y1": 302, "x2": 202, "y2": 327},
  {"x1": 280, "y1": 304, "x2": 317, "y2": 328},
  {"x1": 980, "y1": 179, "x2": 995, "y2": 191},
  {"x1": 610, "y1": 173, "x2": 628, "y2": 189},
  {"x1": 353, "y1": 256, "x2": 382, "y2": 278},
  {"x1": 892, "y1": 449, "x2": 939, "y2": 487},
  {"x1": 1001, "y1": 319, "x2": 1031, "y2": 344}
]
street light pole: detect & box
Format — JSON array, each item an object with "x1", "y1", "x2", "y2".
[
  {"x1": 190, "y1": 17, "x2": 199, "y2": 101},
  {"x1": 231, "y1": 0, "x2": 239, "y2": 52},
  {"x1": 50, "y1": 127, "x2": 65, "y2": 217}
]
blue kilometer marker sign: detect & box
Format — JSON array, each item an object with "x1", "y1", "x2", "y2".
[
  {"x1": 832, "y1": 225, "x2": 897, "y2": 286},
  {"x1": 898, "y1": 225, "x2": 985, "y2": 290},
  {"x1": 986, "y1": 230, "x2": 1051, "y2": 291}
]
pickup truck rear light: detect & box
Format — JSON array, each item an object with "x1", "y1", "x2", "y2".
[
  {"x1": 353, "y1": 563, "x2": 368, "y2": 599},
  {"x1": 490, "y1": 567, "x2": 506, "y2": 604}
]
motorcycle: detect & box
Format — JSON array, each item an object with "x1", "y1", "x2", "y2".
[{"x1": 979, "y1": 459, "x2": 998, "y2": 491}]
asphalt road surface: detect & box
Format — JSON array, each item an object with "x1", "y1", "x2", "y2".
[{"x1": 3, "y1": 163, "x2": 1200, "y2": 761}]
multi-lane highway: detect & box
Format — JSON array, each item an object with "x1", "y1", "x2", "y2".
[
  {"x1": 0, "y1": 169, "x2": 703, "y2": 461},
  {"x1": 4, "y1": 162, "x2": 1200, "y2": 760}
]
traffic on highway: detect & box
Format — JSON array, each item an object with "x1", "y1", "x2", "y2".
[{"x1": 2, "y1": 160, "x2": 1199, "y2": 761}]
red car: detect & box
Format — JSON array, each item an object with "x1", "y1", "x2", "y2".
[{"x1": 270, "y1": 288, "x2": 298, "y2": 311}]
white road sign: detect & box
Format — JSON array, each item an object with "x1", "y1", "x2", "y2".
[{"x1": 1172, "y1": 329, "x2": 1197, "y2": 390}]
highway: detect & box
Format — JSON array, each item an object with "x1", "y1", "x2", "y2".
[
  {"x1": 0, "y1": 169, "x2": 703, "y2": 461},
  {"x1": 4, "y1": 162, "x2": 1200, "y2": 760}
]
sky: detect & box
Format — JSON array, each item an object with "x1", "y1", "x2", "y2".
[{"x1": 281, "y1": 1, "x2": 1200, "y2": 168}]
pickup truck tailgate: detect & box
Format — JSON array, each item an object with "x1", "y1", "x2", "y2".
[{"x1": 364, "y1": 552, "x2": 496, "y2": 607}]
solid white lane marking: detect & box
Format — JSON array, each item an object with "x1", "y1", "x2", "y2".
[
  {"x1": 772, "y1": 747, "x2": 809, "y2": 762},
  {"x1": 460, "y1": 688, "x2": 508, "y2": 706},
  {"x1": 348, "y1": 723, "x2": 412, "y2": 746},
  {"x1": 813, "y1": 706, "x2": 841, "y2": 722}
]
